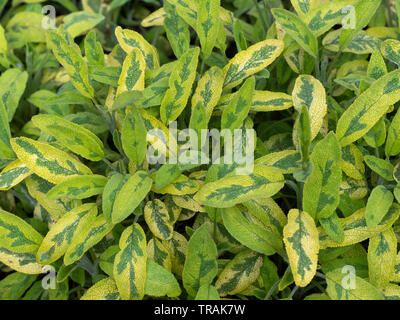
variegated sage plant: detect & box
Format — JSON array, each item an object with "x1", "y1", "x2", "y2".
[{"x1": 1, "y1": 0, "x2": 400, "y2": 301}]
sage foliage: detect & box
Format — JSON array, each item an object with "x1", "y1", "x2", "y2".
[{"x1": 1, "y1": 0, "x2": 400, "y2": 301}]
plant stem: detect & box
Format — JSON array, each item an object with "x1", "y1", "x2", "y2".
[
  {"x1": 288, "y1": 286, "x2": 299, "y2": 299},
  {"x1": 298, "y1": 181, "x2": 304, "y2": 211},
  {"x1": 102, "y1": 158, "x2": 117, "y2": 172},
  {"x1": 263, "y1": 0, "x2": 272, "y2": 27},
  {"x1": 314, "y1": 55, "x2": 321, "y2": 80},
  {"x1": 253, "y1": 0, "x2": 268, "y2": 37},
  {"x1": 264, "y1": 278, "x2": 281, "y2": 300}
]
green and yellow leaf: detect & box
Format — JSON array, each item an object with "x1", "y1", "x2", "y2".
[
  {"x1": 36, "y1": 203, "x2": 97, "y2": 264},
  {"x1": 215, "y1": 249, "x2": 263, "y2": 297},
  {"x1": 182, "y1": 224, "x2": 218, "y2": 297},
  {"x1": 11, "y1": 137, "x2": 92, "y2": 184},
  {"x1": 32, "y1": 114, "x2": 104, "y2": 161},
  {"x1": 113, "y1": 224, "x2": 147, "y2": 300},
  {"x1": 0, "y1": 159, "x2": 31, "y2": 191},
  {"x1": 283, "y1": 209, "x2": 319, "y2": 287},
  {"x1": 144, "y1": 199, "x2": 174, "y2": 240},
  {"x1": 160, "y1": 47, "x2": 200, "y2": 124},
  {"x1": 46, "y1": 175, "x2": 108, "y2": 200}
]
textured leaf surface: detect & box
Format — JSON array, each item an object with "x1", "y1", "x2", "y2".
[
  {"x1": 303, "y1": 132, "x2": 342, "y2": 219},
  {"x1": 337, "y1": 69, "x2": 400, "y2": 146},
  {"x1": 11, "y1": 137, "x2": 92, "y2": 184},
  {"x1": 32, "y1": 114, "x2": 104, "y2": 161},
  {"x1": 112, "y1": 171, "x2": 153, "y2": 224},
  {"x1": 272, "y1": 8, "x2": 318, "y2": 58},
  {"x1": 182, "y1": 224, "x2": 218, "y2": 297},
  {"x1": 223, "y1": 39, "x2": 284, "y2": 89},
  {"x1": 113, "y1": 224, "x2": 147, "y2": 300},
  {"x1": 160, "y1": 47, "x2": 199, "y2": 124},
  {"x1": 46, "y1": 27, "x2": 94, "y2": 98},
  {"x1": 326, "y1": 269, "x2": 384, "y2": 300},
  {"x1": 215, "y1": 249, "x2": 263, "y2": 297},
  {"x1": 283, "y1": 209, "x2": 319, "y2": 287},
  {"x1": 36, "y1": 203, "x2": 97, "y2": 264},
  {"x1": 292, "y1": 75, "x2": 327, "y2": 140},
  {"x1": 194, "y1": 165, "x2": 284, "y2": 208}
]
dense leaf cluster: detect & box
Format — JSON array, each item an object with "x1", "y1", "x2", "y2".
[{"x1": 1, "y1": 0, "x2": 400, "y2": 301}]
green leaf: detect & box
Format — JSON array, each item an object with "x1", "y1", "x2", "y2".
[
  {"x1": 89, "y1": 65, "x2": 120, "y2": 86},
  {"x1": 64, "y1": 214, "x2": 113, "y2": 265},
  {"x1": 364, "y1": 117, "x2": 386, "y2": 148},
  {"x1": 323, "y1": 29, "x2": 381, "y2": 54},
  {"x1": 366, "y1": 185, "x2": 394, "y2": 227},
  {"x1": 195, "y1": 284, "x2": 220, "y2": 300},
  {"x1": 117, "y1": 48, "x2": 146, "y2": 96},
  {"x1": 25, "y1": 174, "x2": 81, "y2": 222},
  {"x1": 194, "y1": 165, "x2": 284, "y2": 208},
  {"x1": 113, "y1": 224, "x2": 147, "y2": 300},
  {"x1": 303, "y1": 132, "x2": 342, "y2": 219},
  {"x1": 36, "y1": 203, "x2": 97, "y2": 264},
  {"x1": 115, "y1": 26, "x2": 159, "y2": 70},
  {"x1": 272, "y1": 8, "x2": 318, "y2": 58},
  {"x1": 145, "y1": 259, "x2": 181, "y2": 297},
  {"x1": 221, "y1": 77, "x2": 255, "y2": 131},
  {"x1": 160, "y1": 47, "x2": 200, "y2": 124},
  {"x1": 221, "y1": 206, "x2": 282, "y2": 256},
  {"x1": 144, "y1": 199, "x2": 174, "y2": 240},
  {"x1": 46, "y1": 27, "x2": 94, "y2": 98},
  {"x1": 147, "y1": 237, "x2": 172, "y2": 271},
  {"x1": 339, "y1": 0, "x2": 382, "y2": 51},
  {"x1": 84, "y1": 30, "x2": 105, "y2": 66},
  {"x1": 341, "y1": 144, "x2": 365, "y2": 180},
  {"x1": 81, "y1": 277, "x2": 120, "y2": 300},
  {"x1": 215, "y1": 249, "x2": 263, "y2": 297},
  {"x1": 290, "y1": 0, "x2": 316, "y2": 16},
  {"x1": 11, "y1": 137, "x2": 92, "y2": 185},
  {"x1": 111, "y1": 171, "x2": 153, "y2": 224},
  {"x1": 197, "y1": 0, "x2": 220, "y2": 58},
  {"x1": 46, "y1": 175, "x2": 108, "y2": 200},
  {"x1": 162, "y1": 231, "x2": 187, "y2": 277},
  {"x1": 381, "y1": 39, "x2": 400, "y2": 66},
  {"x1": 0, "y1": 208, "x2": 43, "y2": 255},
  {"x1": 368, "y1": 228, "x2": 397, "y2": 289},
  {"x1": 0, "y1": 99, "x2": 12, "y2": 158},
  {"x1": 5, "y1": 12, "x2": 45, "y2": 49},
  {"x1": 121, "y1": 106, "x2": 147, "y2": 166},
  {"x1": 292, "y1": 75, "x2": 327, "y2": 140},
  {"x1": 32, "y1": 114, "x2": 104, "y2": 161},
  {"x1": 0, "y1": 159, "x2": 31, "y2": 191},
  {"x1": 223, "y1": 39, "x2": 284, "y2": 89},
  {"x1": 0, "y1": 68, "x2": 28, "y2": 121},
  {"x1": 364, "y1": 155, "x2": 394, "y2": 181},
  {"x1": 0, "y1": 273, "x2": 37, "y2": 300},
  {"x1": 295, "y1": 105, "x2": 311, "y2": 162},
  {"x1": 337, "y1": 69, "x2": 400, "y2": 146},
  {"x1": 319, "y1": 212, "x2": 345, "y2": 243},
  {"x1": 63, "y1": 11, "x2": 104, "y2": 39},
  {"x1": 304, "y1": 0, "x2": 358, "y2": 37},
  {"x1": 283, "y1": 209, "x2": 319, "y2": 287},
  {"x1": 319, "y1": 205, "x2": 400, "y2": 249},
  {"x1": 326, "y1": 268, "x2": 384, "y2": 300},
  {"x1": 164, "y1": 0, "x2": 190, "y2": 58},
  {"x1": 385, "y1": 106, "x2": 400, "y2": 157},
  {"x1": 182, "y1": 224, "x2": 218, "y2": 297},
  {"x1": 191, "y1": 66, "x2": 224, "y2": 123}
]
